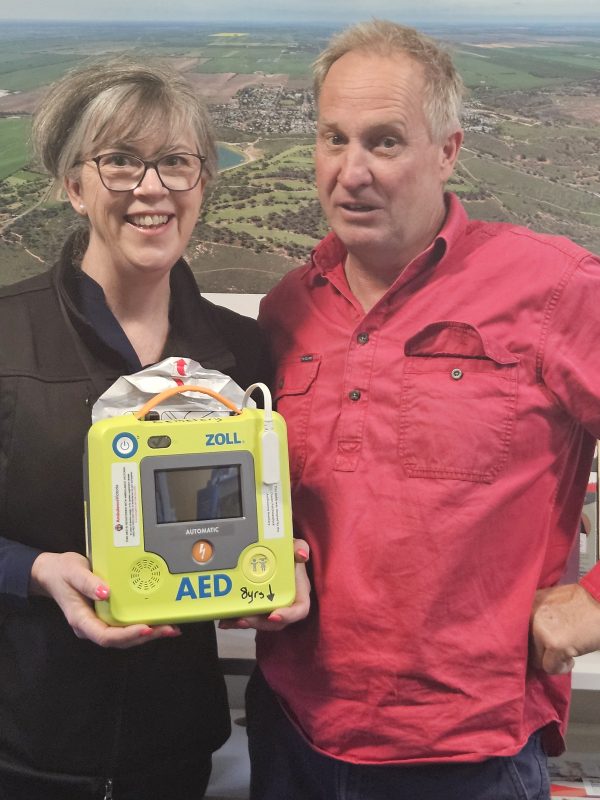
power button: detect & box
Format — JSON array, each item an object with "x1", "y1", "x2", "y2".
[{"x1": 112, "y1": 433, "x2": 138, "y2": 458}]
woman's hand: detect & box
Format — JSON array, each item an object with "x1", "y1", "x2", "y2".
[
  {"x1": 30, "y1": 551, "x2": 181, "y2": 648},
  {"x1": 218, "y1": 538, "x2": 311, "y2": 632}
]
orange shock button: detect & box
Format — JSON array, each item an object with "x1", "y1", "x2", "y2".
[{"x1": 191, "y1": 540, "x2": 214, "y2": 564}]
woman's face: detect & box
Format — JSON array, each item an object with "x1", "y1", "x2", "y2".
[{"x1": 65, "y1": 127, "x2": 205, "y2": 287}]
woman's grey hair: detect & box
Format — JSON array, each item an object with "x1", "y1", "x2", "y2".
[
  {"x1": 313, "y1": 19, "x2": 464, "y2": 142},
  {"x1": 32, "y1": 55, "x2": 217, "y2": 197}
]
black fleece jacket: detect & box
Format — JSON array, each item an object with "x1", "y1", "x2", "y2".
[{"x1": 0, "y1": 233, "x2": 268, "y2": 792}]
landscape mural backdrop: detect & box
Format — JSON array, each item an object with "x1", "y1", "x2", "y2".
[{"x1": 1, "y1": 4, "x2": 599, "y2": 294}]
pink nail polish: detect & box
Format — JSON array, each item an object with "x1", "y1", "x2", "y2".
[
  {"x1": 268, "y1": 613, "x2": 283, "y2": 623},
  {"x1": 95, "y1": 585, "x2": 109, "y2": 600},
  {"x1": 140, "y1": 627, "x2": 154, "y2": 636},
  {"x1": 297, "y1": 549, "x2": 309, "y2": 561}
]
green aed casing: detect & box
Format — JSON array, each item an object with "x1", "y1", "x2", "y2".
[{"x1": 84, "y1": 405, "x2": 295, "y2": 625}]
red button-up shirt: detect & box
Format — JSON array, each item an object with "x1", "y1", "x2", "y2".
[{"x1": 257, "y1": 193, "x2": 600, "y2": 765}]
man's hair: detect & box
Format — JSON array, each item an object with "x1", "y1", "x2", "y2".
[
  {"x1": 32, "y1": 55, "x2": 217, "y2": 197},
  {"x1": 313, "y1": 19, "x2": 464, "y2": 142}
]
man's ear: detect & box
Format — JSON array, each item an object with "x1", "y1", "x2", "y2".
[
  {"x1": 440, "y1": 129, "x2": 463, "y2": 182},
  {"x1": 64, "y1": 177, "x2": 87, "y2": 216}
]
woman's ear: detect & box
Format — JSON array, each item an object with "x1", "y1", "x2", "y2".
[{"x1": 64, "y1": 177, "x2": 87, "y2": 216}]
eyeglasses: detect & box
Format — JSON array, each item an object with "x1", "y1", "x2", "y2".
[{"x1": 86, "y1": 152, "x2": 206, "y2": 192}]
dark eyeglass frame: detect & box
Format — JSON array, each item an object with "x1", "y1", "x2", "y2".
[{"x1": 83, "y1": 152, "x2": 206, "y2": 192}]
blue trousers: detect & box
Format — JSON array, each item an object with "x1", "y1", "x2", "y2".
[{"x1": 246, "y1": 669, "x2": 550, "y2": 800}]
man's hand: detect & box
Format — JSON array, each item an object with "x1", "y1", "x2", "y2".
[
  {"x1": 219, "y1": 538, "x2": 311, "y2": 632},
  {"x1": 530, "y1": 583, "x2": 600, "y2": 674},
  {"x1": 30, "y1": 551, "x2": 181, "y2": 648}
]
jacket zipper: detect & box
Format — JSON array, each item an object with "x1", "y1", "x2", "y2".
[{"x1": 103, "y1": 656, "x2": 130, "y2": 800}]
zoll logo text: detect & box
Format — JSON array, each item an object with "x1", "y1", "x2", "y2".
[{"x1": 205, "y1": 432, "x2": 242, "y2": 446}]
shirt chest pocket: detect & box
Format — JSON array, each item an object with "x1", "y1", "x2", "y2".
[
  {"x1": 399, "y1": 321, "x2": 519, "y2": 483},
  {"x1": 274, "y1": 354, "x2": 321, "y2": 483}
]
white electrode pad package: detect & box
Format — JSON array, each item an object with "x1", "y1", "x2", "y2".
[
  {"x1": 84, "y1": 359, "x2": 295, "y2": 626},
  {"x1": 91, "y1": 357, "x2": 254, "y2": 423}
]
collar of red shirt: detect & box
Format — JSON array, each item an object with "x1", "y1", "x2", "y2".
[{"x1": 306, "y1": 191, "x2": 469, "y2": 288}]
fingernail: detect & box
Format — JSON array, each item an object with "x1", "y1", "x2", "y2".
[
  {"x1": 95, "y1": 585, "x2": 109, "y2": 600},
  {"x1": 140, "y1": 627, "x2": 154, "y2": 636},
  {"x1": 268, "y1": 613, "x2": 283, "y2": 623},
  {"x1": 162, "y1": 627, "x2": 181, "y2": 638},
  {"x1": 297, "y1": 549, "x2": 309, "y2": 561}
]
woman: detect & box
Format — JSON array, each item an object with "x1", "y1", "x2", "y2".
[{"x1": 0, "y1": 57, "x2": 308, "y2": 799}]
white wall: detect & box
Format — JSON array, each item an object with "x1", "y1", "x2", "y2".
[{"x1": 204, "y1": 293, "x2": 264, "y2": 320}]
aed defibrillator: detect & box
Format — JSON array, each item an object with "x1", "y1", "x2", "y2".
[{"x1": 84, "y1": 383, "x2": 295, "y2": 625}]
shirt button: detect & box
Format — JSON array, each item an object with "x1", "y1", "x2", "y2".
[
  {"x1": 357, "y1": 332, "x2": 369, "y2": 345},
  {"x1": 348, "y1": 389, "x2": 361, "y2": 401},
  {"x1": 451, "y1": 368, "x2": 463, "y2": 380}
]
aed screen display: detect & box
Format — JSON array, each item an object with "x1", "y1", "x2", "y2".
[{"x1": 155, "y1": 465, "x2": 243, "y2": 524}]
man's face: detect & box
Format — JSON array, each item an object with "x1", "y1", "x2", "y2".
[{"x1": 315, "y1": 50, "x2": 461, "y2": 273}]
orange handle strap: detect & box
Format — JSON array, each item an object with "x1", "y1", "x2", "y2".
[{"x1": 134, "y1": 385, "x2": 242, "y2": 419}]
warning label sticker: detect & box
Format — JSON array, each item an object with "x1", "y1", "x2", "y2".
[
  {"x1": 111, "y1": 463, "x2": 141, "y2": 547},
  {"x1": 261, "y1": 482, "x2": 283, "y2": 539}
]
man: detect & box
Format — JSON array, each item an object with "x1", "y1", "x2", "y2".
[{"x1": 246, "y1": 19, "x2": 600, "y2": 800}]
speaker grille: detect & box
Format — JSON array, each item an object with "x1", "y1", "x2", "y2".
[{"x1": 129, "y1": 558, "x2": 163, "y2": 594}]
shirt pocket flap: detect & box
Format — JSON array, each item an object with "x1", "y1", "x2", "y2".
[
  {"x1": 273, "y1": 355, "x2": 321, "y2": 483},
  {"x1": 274, "y1": 354, "x2": 321, "y2": 400},
  {"x1": 405, "y1": 321, "x2": 519, "y2": 366},
  {"x1": 400, "y1": 322, "x2": 519, "y2": 483}
]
